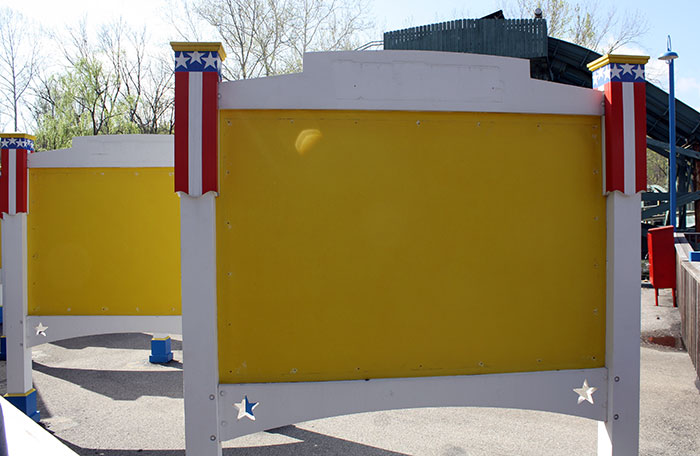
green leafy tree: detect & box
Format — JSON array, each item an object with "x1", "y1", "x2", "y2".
[
  {"x1": 647, "y1": 150, "x2": 668, "y2": 189},
  {"x1": 33, "y1": 57, "x2": 137, "y2": 151},
  {"x1": 31, "y1": 19, "x2": 174, "y2": 150}
]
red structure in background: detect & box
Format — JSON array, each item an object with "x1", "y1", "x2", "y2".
[{"x1": 648, "y1": 225, "x2": 677, "y2": 306}]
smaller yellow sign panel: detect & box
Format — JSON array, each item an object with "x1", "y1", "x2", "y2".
[
  {"x1": 27, "y1": 168, "x2": 181, "y2": 315},
  {"x1": 217, "y1": 110, "x2": 606, "y2": 383}
]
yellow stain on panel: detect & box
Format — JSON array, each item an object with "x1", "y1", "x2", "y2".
[
  {"x1": 27, "y1": 168, "x2": 180, "y2": 315},
  {"x1": 217, "y1": 110, "x2": 606, "y2": 383}
]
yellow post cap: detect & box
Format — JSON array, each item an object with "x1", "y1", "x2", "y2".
[
  {"x1": 587, "y1": 54, "x2": 650, "y2": 72},
  {"x1": 170, "y1": 42, "x2": 227, "y2": 62},
  {"x1": 0, "y1": 133, "x2": 36, "y2": 141}
]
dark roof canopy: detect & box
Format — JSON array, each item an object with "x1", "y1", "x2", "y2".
[{"x1": 384, "y1": 20, "x2": 700, "y2": 148}]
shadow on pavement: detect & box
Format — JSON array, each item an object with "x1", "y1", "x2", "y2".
[
  {"x1": 60, "y1": 426, "x2": 407, "y2": 456},
  {"x1": 35, "y1": 388, "x2": 53, "y2": 420},
  {"x1": 32, "y1": 362, "x2": 183, "y2": 400},
  {"x1": 225, "y1": 426, "x2": 408, "y2": 455},
  {"x1": 62, "y1": 439, "x2": 185, "y2": 456},
  {"x1": 51, "y1": 333, "x2": 183, "y2": 351}
]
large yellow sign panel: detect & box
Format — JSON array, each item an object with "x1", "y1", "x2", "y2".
[
  {"x1": 28, "y1": 168, "x2": 181, "y2": 315},
  {"x1": 217, "y1": 110, "x2": 605, "y2": 383}
]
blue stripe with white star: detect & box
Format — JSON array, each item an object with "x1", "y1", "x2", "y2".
[
  {"x1": 174, "y1": 51, "x2": 221, "y2": 73},
  {"x1": 592, "y1": 63, "x2": 645, "y2": 89},
  {"x1": 0, "y1": 137, "x2": 34, "y2": 151}
]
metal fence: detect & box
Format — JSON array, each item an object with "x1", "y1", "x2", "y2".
[{"x1": 383, "y1": 19, "x2": 548, "y2": 59}]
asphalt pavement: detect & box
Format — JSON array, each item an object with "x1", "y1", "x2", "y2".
[{"x1": 1, "y1": 285, "x2": 698, "y2": 456}]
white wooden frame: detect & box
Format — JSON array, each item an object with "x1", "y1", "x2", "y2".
[
  {"x1": 178, "y1": 50, "x2": 642, "y2": 455},
  {"x1": 2, "y1": 134, "x2": 182, "y2": 403}
]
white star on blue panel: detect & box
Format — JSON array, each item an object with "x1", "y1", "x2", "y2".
[
  {"x1": 203, "y1": 53, "x2": 219, "y2": 69},
  {"x1": 174, "y1": 51, "x2": 221, "y2": 74},
  {"x1": 187, "y1": 50, "x2": 204, "y2": 64},
  {"x1": 175, "y1": 52, "x2": 189, "y2": 69},
  {"x1": 609, "y1": 64, "x2": 623, "y2": 80},
  {"x1": 632, "y1": 65, "x2": 645, "y2": 80},
  {"x1": 592, "y1": 61, "x2": 646, "y2": 89},
  {"x1": 620, "y1": 63, "x2": 634, "y2": 75}
]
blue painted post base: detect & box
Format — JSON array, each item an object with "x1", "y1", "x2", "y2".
[
  {"x1": 0, "y1": 336, "x2": 5, "y2": 361},
  {"x1": 690, "y1": 251, "x2": 700, "y2": 262},
  {"x1": 5, "y1": 389, "x2": 40, "y2": 422},
  {"x1": 149, "y1": 336, "x2": 173, "y2": 364}
]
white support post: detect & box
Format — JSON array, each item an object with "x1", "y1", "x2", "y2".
[
  {"x1": 2, "y1": 214, "x2": 33, "y2": 393},
  {"x1": 587, "y1": 53, "x2": 648, "y2": 455},
  {"x1": 180, "y1": 193, "x2": 221, "y2": 456},
  {"x1": 599, "y1": 191, "x2": 642, "y2": 455}
]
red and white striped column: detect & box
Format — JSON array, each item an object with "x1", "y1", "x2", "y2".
[
  {"x1": 0, "y1": 133, "x2": 34, "y2": 216},
  {"x1": 172, "y1": 42, "x2": 227, "y2": 456},
  {"x1": 588, "y1": 55, "x2": 650, "y2": 195},
  {"x1": 171, "y1": 42, "x2": 227, "y2": 196},
  {"x1": 1, "y1": 133, "x2": 39, "y2": 420},
  {"x1": 588, "y1": 54, "x2": 649, "y2": 456}
]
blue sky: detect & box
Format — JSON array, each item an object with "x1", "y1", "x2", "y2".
[{"x1": 3, "y1": 0, "x2": 699, "y2": 111}]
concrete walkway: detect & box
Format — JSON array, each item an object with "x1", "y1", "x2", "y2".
[{"x1": 1, "y1": 285, "x2": 698, "y2": 455}]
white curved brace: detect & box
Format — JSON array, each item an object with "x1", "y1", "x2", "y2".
[
  {"x1": 218, "y1": 367, "x2": 608, "y2": 441},
  {"x1": 25, "y1": 315, "x2": 181, "y2": 348}
]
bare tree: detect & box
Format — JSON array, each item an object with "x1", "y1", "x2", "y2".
[
  {"x1": 31, "y1": 17, "x2": 175, "y2": 149},
  {"x1": 509, "y1": 0, "x2": 570, "y2": 36},
  {"x1": 285, "y1": 0, "x2": 370, "y2": 72},
  {"x1": 171, "y1": 0, "x2": 372, "y2": 80},
  {"x1": 0, "y1": 7, "x2": 39, "y2": 131},
  {"x1": 504, "y1": 0, "x2": 648, "y2": 53},
  {"x1": 166, "y1": 0, "x2": 212, "y2": 42},
  {"x1": 99, "y1": 20, "x2": 174, "y2": 133}
]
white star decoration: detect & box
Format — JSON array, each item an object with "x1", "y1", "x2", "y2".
[
  {"x1": 0, "y1": 137, "x2": 33, "y2": 149},
  {"x1": 35, "y1": 322, "x2": 48, "y2": 337},
  {"x1": 187, "y1": 51, "x2": 204, "y2": 64},
  {"x1": 620, "y1": 63, "x2": 634, "y2": 75},
  {"x1": 632, "y1": 65, "x2": 645, "y2": 80},
  {"x1": 573, "y1": 379, "x2": 597, "y2": 404},
  {"x1": 609, "y1": 65, "x2": 622, "y2": 80},
  {"x1": 234, "y1": 395, "x2": 259, "y2": 421},
  {"x1": 175, "y1": 52, "x2": 189, "y2": 69},
  {"x1": 203, "y1": 53, "x2": 219, "y2": 69},
  {"x1": 593, "y1": 69, "x2": 609, "y2": 87}
]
